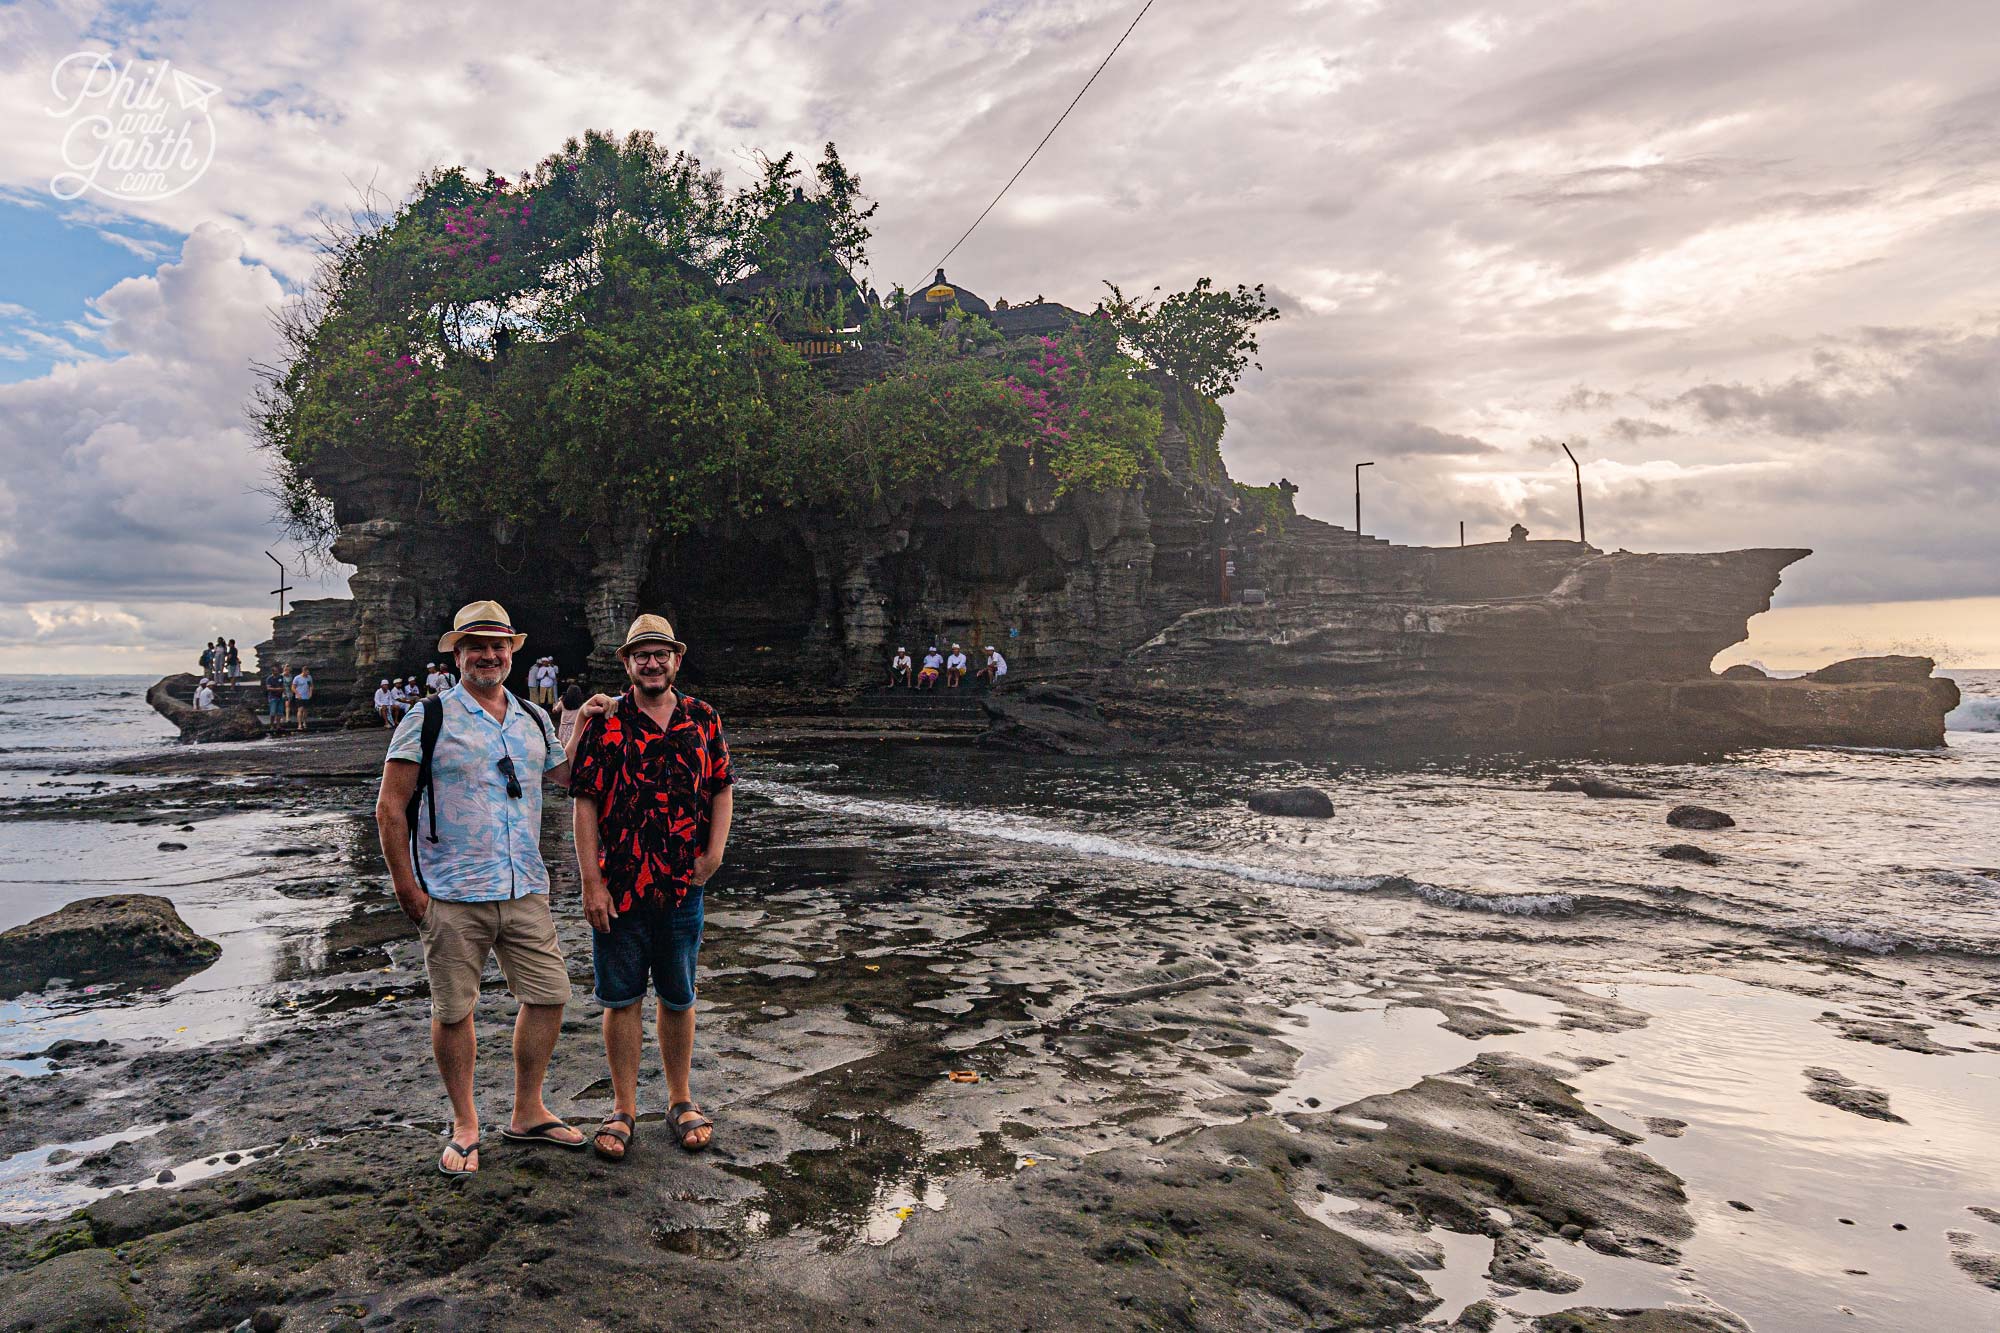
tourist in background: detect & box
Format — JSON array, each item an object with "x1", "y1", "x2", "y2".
[
  {"x1": 890, "y1": 646, "x2": 913, "y2": 688},
  {"x1": 945, "y1": 643, "x2": 968, "y2": 688},
  {"x1": 264, "y1": 665, "x2": 286, "y2": 724},
  {"x1": 226, "y1": 639, "x2": 242, "y2": 685},
  {"x1": 374, "y1": 599, "x2": 596, "y2": 1175},
  {"x1": 198, "y1": 641, "x2": 215, "y2": 679},
  {"x1": 569, "y1": 614, "x2": 733, "y2": 1162},
  {"x1": 193, "y1": 678, "x2": 216, "y2": 711},
  {"x1": 290, "y1": 666, "x2": 313, "y2": 732},
  {"x1": 553, "y1": 683, "x2": 590, "y2": 755}
]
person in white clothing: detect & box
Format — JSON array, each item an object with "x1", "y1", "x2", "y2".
[
  {"x1": 374, "y1": 679, "x2": 396, "y2": 726},
  {"x1": 290, "y1": 667, "x2": 314, "y2": 732},
  {"x1": 918, "y1": 647, "x2": 943, "y2": 691},
  {"x1": 944, "y1": 644, "x2": 968, "y2": 688},
  {"x1": 889, "y1": 646, "x2": 913, "y2": 688},
  {"x1": 975, "y1": 645, "x2": 1007, "y2": 686},
  {"x1": 193, "y1": 679, "x2": 217, "y2": 710}
]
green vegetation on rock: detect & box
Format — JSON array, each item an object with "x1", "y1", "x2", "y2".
[{"x1": 256, "y1": 130, "x2": 1278, "y2": 549}]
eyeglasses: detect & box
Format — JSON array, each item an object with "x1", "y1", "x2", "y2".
[
  {"x1": 629, "y1": 649, "x2": 679, "y2": 665},
  {"x1": 496, "y1": 754, "x2": 522, "y2": 799}
]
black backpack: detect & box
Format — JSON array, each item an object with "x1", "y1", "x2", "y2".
[{"x1": 405, "y1": 688, "x2": 552, "y2": 890}]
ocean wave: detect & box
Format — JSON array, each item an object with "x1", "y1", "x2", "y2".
[
  {"x1": 1791, "y1": 923, "x2": 1941, "y2": 955},
  {"x1": 1411, "y1": 884, "x2": 1576, "y2": 916},
  {"x1": 741, "y1": 778, "x2": 1387, "y2": 895},
  {"x1": 1946, "y1": 696, "x2": 2000, "y2": 733}
]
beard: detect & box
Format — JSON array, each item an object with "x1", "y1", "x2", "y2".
[
  {"x1": 460, "y1": 659, "x2": 508, "y2": 687},
  {"x1": 627, "y1": 663, "x2": 677, "y2": 697}
]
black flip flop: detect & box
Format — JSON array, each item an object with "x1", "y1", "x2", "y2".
[
  {"x1": 669, "y1": 1101, "x2": 714, "y2": 1154},
  {"x1": 439, "y1": 1137, "x2": 479, "y2": 1177},
  {"x1": 501, "y1": 1118, "x2": 587, "y2": 1149},
  {"x1": 593, "y1": 1111, "x2": 635, "y2": 1162}
]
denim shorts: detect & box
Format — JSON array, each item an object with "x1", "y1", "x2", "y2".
[{"x1": 592, "y1": 893, "x2": 704, "y2": 1012}]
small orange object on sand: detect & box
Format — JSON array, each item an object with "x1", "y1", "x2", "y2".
[{"x1": 946, "y1": 1070, "x2": 980, "y2": 1083}]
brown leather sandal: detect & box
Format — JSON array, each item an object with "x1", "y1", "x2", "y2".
[
  {"x1": 593, "y1": 1111, "x2": 635, "y2": 1162},
  {"x1": 669, "y1": 1101, "x2": 713, "y2": 1153}
]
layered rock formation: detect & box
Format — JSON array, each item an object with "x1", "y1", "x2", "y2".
[{"x1": 259, "y1": 394, "x2": 1958, "y2": 757}]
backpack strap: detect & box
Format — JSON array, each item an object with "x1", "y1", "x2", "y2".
[
  {"x1": 404, "y1": 696, "x2": 445, "y2": 893},
  {"x1": 506, "y1": 687, "x2": 553, "y2": 752}
]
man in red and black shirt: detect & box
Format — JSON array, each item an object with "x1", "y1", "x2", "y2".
[{"x1": 569, "y1": 613, "x2": 733, "y2": 1160}]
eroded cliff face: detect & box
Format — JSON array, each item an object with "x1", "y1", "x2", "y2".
[
  {"x1": 984, "y1": 530, "x2": 1960, "y2": 755},
  {"x1": 278, "y1": 416, "x2": 1237, "y2": 715}
]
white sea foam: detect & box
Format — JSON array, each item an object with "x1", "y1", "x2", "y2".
[
  {"x1": 1946, "y1": 695, "x2": 2000, "y2": 732},
  {"x1": 1412, "y1": 884, "x2": 1576, "y2": 916},
  {"x1": 1793, "y1": 923, "x2": 1940, "y2": 955},
  {"x1": 742, "y1": 778, "x2": 1385, "y2": 895}
]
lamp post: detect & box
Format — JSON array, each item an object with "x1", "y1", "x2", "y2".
[
  {"x1": 1354, "y1": 461, "x2": 1374, "y2": 541},
  {"x1": 1559, "y1": 443, "x2": 1586, "y2": 544}
]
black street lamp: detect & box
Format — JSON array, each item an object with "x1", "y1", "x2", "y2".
[
  {"x1": 1354, "y1": 461, "x2": 1375, "y2": 541},
  {"x1": 1559, "y1": 443, "x2": 1586, "y2": 544}
]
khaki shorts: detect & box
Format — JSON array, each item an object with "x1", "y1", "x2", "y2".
[{"x1": 419, "y1": 895, "x2": 571, "y2": 1023}]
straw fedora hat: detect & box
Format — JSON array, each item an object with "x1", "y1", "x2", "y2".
[
  {"x1": 437, "y1": 599, "x2": 527, "y2": 653},
  {"x1": 618, "y1": 613, "x2": 687, "y2": 657}
]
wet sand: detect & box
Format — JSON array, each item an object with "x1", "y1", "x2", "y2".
[{"x1": 2, "y1": 729, "x2": 1998, "y2": 1332}]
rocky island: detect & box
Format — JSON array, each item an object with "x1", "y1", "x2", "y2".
[{"x1": 161, "y1": 131, "x2": 1958, "y2": 757}]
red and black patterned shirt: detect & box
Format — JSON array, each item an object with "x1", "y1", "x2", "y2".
[{"x1": 568, "y1": 692, "x2": 733, "y2": 912}]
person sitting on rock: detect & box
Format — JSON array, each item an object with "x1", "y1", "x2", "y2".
[
  {"x1": 890, "y1": 646, "x2": 913, "y2": 688},
  {"x1": 401, "y1": 677, "x2": 422, "y2": 713},
  {"x1": 918, "y1": 647, "x2": 943, "y2": 690},
  {"x1": 193, "y1": 678, "x2": 216, "y2": 711},
  {"x1": 945, "y1": 644, "x2": 969, "y2": 688},
  {"x1": 374, "y1": 679, "x2": 396, "y2": 726},
  {"x1": 974, "y1": 645, "x2": 1007, "y2": 687}
]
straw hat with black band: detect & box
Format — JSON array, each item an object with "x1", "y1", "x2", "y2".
[
  {"x1": 437, "y1": 600, "x2": 528, "y2": 653},
  {"x1": 618, "y1": 613, "x2": 688, "y2": 657}
]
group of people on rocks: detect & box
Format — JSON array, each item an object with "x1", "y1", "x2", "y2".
[
  {"x1": 373, "y1": 600, "x2": 730, "y2": 1174},
  {"x1": 888, "y1": 642, "x2": 1007, "y2": 690},
  {"x1": 196, "y1": 637, "x2": 242, "y2": 685},
  {"x1": 259, "y1": 664, "x2": 314, "y2": 730},
  {"x1": 372, "y1": 663, "x2": 461, "y2": 726}
]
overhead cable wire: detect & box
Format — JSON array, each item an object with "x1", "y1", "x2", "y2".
[{"x1": 902, "y1": 0, "x2": 1156, "y2": 301}]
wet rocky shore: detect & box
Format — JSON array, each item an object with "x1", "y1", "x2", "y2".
[{"x1": 2, "y1": 730, "x2": 1996, "y2": 1332}]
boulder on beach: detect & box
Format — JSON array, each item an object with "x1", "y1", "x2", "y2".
[
  {"x1": 1659, "y1": 844, "x2": 1722, "y2": 866},
  {"x1": 0, "y1": 894, "x2": 220, "y2": 998},
  {"x1": 1719, "y1": 663, "x2": 1770, "y2": 680},
  {"x1": 1247, "y1": 786, "x2": 1335, "y2": 817},
  {"x1": 1667, "y1": 804, "x2": 1735, "y2": 830}
]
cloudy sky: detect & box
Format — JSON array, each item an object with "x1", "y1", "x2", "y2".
[{"x1": 1, "y1": 0, "x2": 1995, "y2": 672}]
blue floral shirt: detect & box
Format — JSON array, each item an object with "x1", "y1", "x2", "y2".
[{"x1": 387, "y1": 683, "x2": 566, "y2": 902}]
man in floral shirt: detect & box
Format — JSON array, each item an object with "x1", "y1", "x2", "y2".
[{"x1": 569, "y1": 613, "x2": 733, "y2": 1161}]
